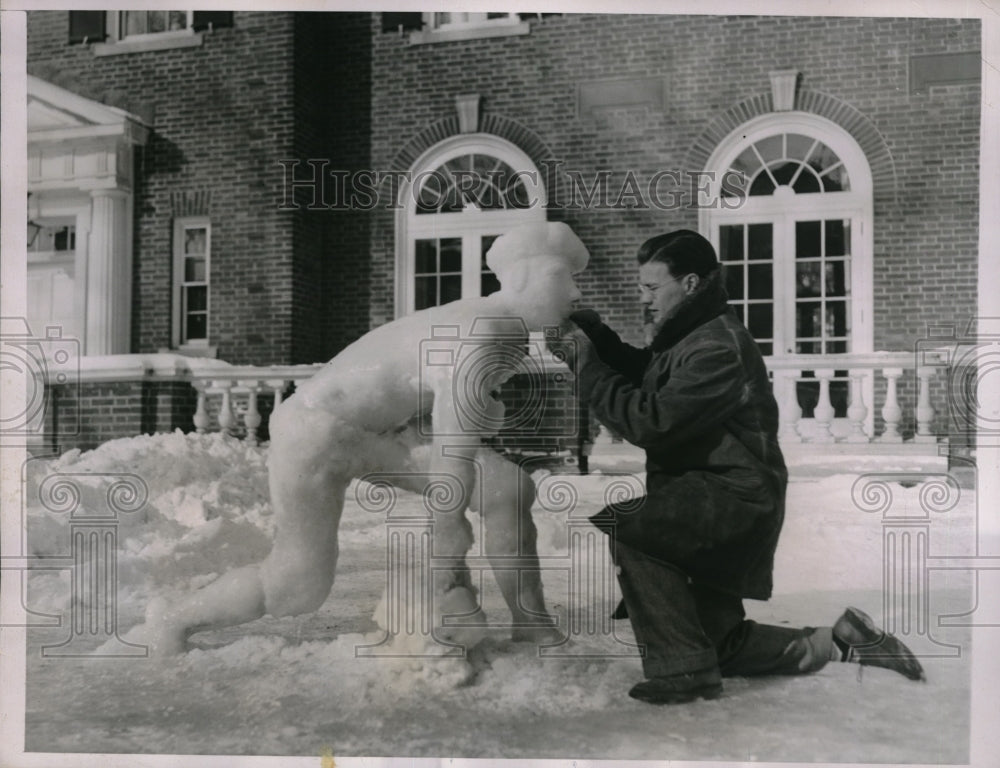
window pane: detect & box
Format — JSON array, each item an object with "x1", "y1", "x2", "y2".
[
  {"x1": 796, "y1": 301, "x2": 822, "y2": 338},
  {"x1": 747, "y1": 263, "x2": 772, "y2": 300},
  {"x1": 756, "y1": 135, "x2": 782, "y2": 164},
  {"x1": 733, "y1": 304, "x2": 745, "y2": 324},
  {"x1": 148, "y1": 11, "x2": 168, "y2": 33},
  {"x1": 185, "y1": 312, "x2": 207, "y2": 341},
  {"x1": 747, "y1": 224, "x2": 772, "y2": 261},
  {"x1": 440, "y1": 238, "x2": 462, "y2": 272},
  {"x1": 795, "y1": 341, "x2": 820, "y2": 354},
  {"x1": 808, "y1": 142, "x2": 841, "y2": 174},
  {"x1": 481, "y1": 235, "x2": 501, "y2": 296},
  {"x1": 185, "y1": 227, "x2": 207, "y2": 255},
  {"x1": 825, "y1": 219, "x2": 850, "y2": 256},
  {"x1": 747, "y1": 303, "x2": 773, "y2": 340},
  {"x1": 123, "y1": 12, "x2": 146, "y2": 35},
  {"x1": 821, "y1": 165, "x2": 850, "y2": 192},
  {"x1": 786, "y1": 134, "x2": 814, "y2": 161},
  {"x1": 186, "y1": 285, "x2": 207, "y2": 312},
  {"x1": 731, "y1": 147, "x2": 762, "y2": 179},
  {"x1": 481, "y1": 271, "x2": 501, "y2": 297},
  {"x1": 825, "y1": 301, "x2": 849, "y2": 337},
  {"x1": 185, "y1": 257, "x2": 206, "y2": 283},
  {"x1": 796, "y1": 262, "x2": 822, "y2": 298},
  {"x1": 414, "y1": 276, "x2": 436, "y2": 310},
  {"x1": 719, "y1": 225, "x2": 744, "y2": 262},
  {"x1": 724, "y1": 264, "x2": 744, "y2": 299},
  {"x1": 791, "y1": 168, "x2": 821, "y2": 194},
  {"x1": 827, "y1": 340, "x2": 848, "y2": 354},
  {"x1": 749, "y1": 172, "x2": 776, "y2": 196},
  {"x1": 825, "y1": 260, "x2": 849, "y2": 297},
  {"x1": 795, "y1": 220, "x2": 821, "y2": 259},
  {"x1": 756, "y1": 341, "x2": 773, "y2": 356},
  {"x1": 169, "y1": 11, "x2": 188, "y2": 30},
  {"x1": 771, "y1": 162, "x2": 797, "y2": 186},
  {"x1": 440, "y1": 275, "x2": 462, "y2": 305},
  {"x1": 415, "y1": 240, "x2": 436, "y2": 274}
]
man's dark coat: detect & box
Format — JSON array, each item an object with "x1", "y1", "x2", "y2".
[{"x1": 576, "y1": 270, "x2": 787, "y2": 599}]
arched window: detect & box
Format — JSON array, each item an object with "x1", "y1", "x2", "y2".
[
  {"x1": 395, "y1": 135, "x2": 546, "y2": 316},
  {"x1": 700, "y1": 112, "x2": 874, "y2": 427}
]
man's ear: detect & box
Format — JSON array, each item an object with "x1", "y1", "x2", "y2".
[{"x1": 684, "y1": 273, "x2": 701, "y2": 294}]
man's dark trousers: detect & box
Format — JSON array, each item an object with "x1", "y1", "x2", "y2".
[{"x1": 612, "y1": 540, "x2": 833, "y2": 678}]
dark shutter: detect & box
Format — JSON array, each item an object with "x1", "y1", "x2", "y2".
[
  {"x1": 192, "y1": 12, "x2": 234, "y2": 32},
  {"x1": 381, "y1": 12, "x2": 423, "y2": 33},
  {"x1": 68, "y1": 11, "x2": 107, "y2": 44}
]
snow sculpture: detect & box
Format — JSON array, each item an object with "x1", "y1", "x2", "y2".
[{"x1": 132, "y1": 221, "x2": 589, "y2": 655}]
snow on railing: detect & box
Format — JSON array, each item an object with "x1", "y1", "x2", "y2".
[
  {"x1": 764, "y1": 350, "x2": 951, "y2": 444},
  {"x1": 190, "y1": 364, "x2": 323, "y2": 445}
]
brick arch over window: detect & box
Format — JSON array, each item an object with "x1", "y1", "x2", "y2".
[
  {"x1": 389, "y1": 113, "x2": 555, "y2": 181},
  {"x1": 684, "y1": 90, "x2": 897, "y2": 202}
]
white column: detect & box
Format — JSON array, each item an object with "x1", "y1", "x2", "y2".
[{"x1": 85, "y1": 189, "x2": 131, "y2": 355}]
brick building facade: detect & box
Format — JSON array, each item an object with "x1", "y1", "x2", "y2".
[{"x1": 23, "y1": 11, "x2": 982, "y2": 453}]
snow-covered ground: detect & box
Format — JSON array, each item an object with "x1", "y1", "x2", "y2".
[{"x1": 20, "y1": 431, "x2": 975, "y2": 762}]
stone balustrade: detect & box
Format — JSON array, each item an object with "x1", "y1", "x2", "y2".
[
  {"x1": 190, "y1": 364, "x2": 322, "y2": 445},
  {"x1": 765, "y1": 351, "x2": 950, "y2": 445}
]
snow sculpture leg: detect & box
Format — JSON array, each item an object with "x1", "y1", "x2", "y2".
[
  {"x1": 130, "y1": 399, "x2": 353, "y2": 654},
  {"x1": 471, "y1": 447, "x2": 559, "y2": 641}
]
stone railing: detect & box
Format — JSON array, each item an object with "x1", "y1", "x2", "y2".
[
  {"x1": 190, "y1": 364, "x2": 323, "y2": 445},
  {"x1": 765, "y1": 351, "x2": 950, "y2": 445}
]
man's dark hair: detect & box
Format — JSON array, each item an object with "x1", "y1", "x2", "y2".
[{"x1": 636, "y1": 229, "x2": 719, "y2": 278}]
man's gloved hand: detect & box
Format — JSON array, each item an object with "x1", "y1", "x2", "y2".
[
  {"x1": 547, "y1": 322, "x2": 595, "y2": 371},
  {"x1": 569, "y1": 308, "x2": 602, "y2": 335}
]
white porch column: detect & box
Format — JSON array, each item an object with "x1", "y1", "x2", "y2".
[{"x1": 85, "y1": 189, "x2": 131, "y2": 355}]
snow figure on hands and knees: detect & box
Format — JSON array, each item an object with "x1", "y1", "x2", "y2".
[
  {"x1": 563, "y1": 229, "x2": 924, "y2": 705},
  {"x1": 131, "y1": 221, "x2": 589, "y2": 656}
]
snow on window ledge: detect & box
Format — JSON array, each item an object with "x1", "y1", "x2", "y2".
[
  {"x1": 408, "y1": 21, "x2": 530, "y2": 45},
  {"x1": 93, "y1": 31, "x2": 203, "y2": 57}
]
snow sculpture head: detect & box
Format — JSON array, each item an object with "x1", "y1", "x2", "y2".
[{"x1": 486, "y1": 221, "x2": 589, "y2": 330}]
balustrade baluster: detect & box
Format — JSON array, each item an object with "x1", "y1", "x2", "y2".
[
  {"x1": 217, "y1": 380, "x2": 236, "y2": 436},
  {"x1": 811, "y1": 369, "x2": 836, "y2": 443},
  {"x1": 915, "y1": 366, "x2": 937, "y2": 443},
  {"x1": 778, "y1": 371, "x2": 803, "y2": 443},
  {"x1": 846, "y1": 371, "x2": 870, "y2": 443},
  {"x1": 879, "y1": 367, "x2": 904, "y2": 443},
  {"x1": 244, "y1": 385, "x2": 262, "y2": 446},
  {"x1": 193, "y1": 386, "x2": 210, "y2": 434}
]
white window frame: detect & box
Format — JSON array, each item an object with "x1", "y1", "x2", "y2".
[
  {"x1": 94, "y1": 10, "x2": 203, "y2": 56},
  {"x1": 701, "y1": 114, "x2": 875, "y2": 436},
  {"x1": 409, "y1": 12, "x2": 530, "y2": 44},
  {"x1": 172, "y1": 216, "x2": 211, "y2": 350},
  {"x1": 395, "y1": 134, "x2": 546, "y2": 317},
  {"x1": 700, "y1": 112, "x2": 874, "y2": 360}
]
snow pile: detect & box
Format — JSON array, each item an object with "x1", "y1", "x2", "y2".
[
  {"x1": 26, "y1": 431, "x2": 274, "y2": 616},
  {"x1": 21, "y1": 431, "x2": 977, "y2": 760}
]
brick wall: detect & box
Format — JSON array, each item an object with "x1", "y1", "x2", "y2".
[
  {"x1": 42, "y1": 380, "x2": 196, "y2": 453},
  {"x1": 368, "y1": 14, "x2": 979, "y2": 351},
  {"x1": 28, "y1": 11, "x2": 300, "y2": 364}
]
